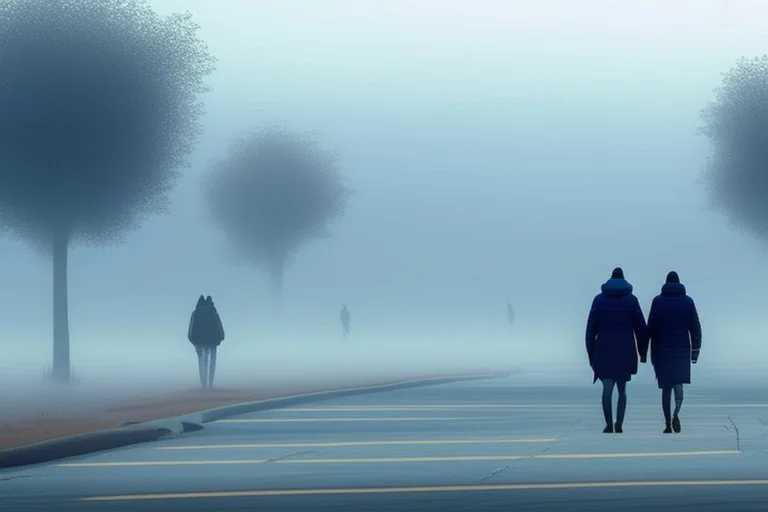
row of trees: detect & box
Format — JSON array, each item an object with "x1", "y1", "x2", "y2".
[{"x1": 0, "y1": 0, "x2": 350, "y2": 382}]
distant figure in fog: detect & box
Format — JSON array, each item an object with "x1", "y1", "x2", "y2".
[
  {"x1": 188, "y1": 295, "x2": 225, "y2": 389},
  {"x1": 340, "y1": 305, "x2": 351, "y2": 339},
  {"x1": 647, "y1": 271, "x2": 702, "y2": 434},
  {"x1": 507, "y1": 302, "x2": 514, "y2": 331},
  {"x1": 585, "y1": 267, "x2": 648, "y2": 434}
]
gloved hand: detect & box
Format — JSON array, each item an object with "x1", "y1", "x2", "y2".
[{"x1": 692, "y1": 357, "x2": 698, "y2": 364}]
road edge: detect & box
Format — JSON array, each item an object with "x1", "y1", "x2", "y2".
[
  {"x1": 0, "y1": 371, "x2": 510, "y2": 470},
  {"x1": 195, "y1": 371, "x2": 511, "y2": 424},
  {"x1": 0, "y1": 426, "x2": 176, "y2": 470}
]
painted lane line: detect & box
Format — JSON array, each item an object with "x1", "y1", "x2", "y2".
[
  {"x1": 58, "y1": 450, "x2": 740, "y2": 468},
  {"x1": 280, "y1": 403, "x2": 768, "y2": 410},
  {"x1": 215, "y1": 417, "x2": 504, "y2": 423},
  {"x1": 157, "y1": 438, "x2": 559, "y2": 450},
  {"x1": 82, "y1": 478, "x2": 768, "y2": 501}
]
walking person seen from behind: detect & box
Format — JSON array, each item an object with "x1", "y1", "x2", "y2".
[
  {"x1": 340, "y1": 305, "x2": 351, "y2": 340},
  {"x1": 187, "y1": 295, "x2": 225, "y2": 389},
  {"x1": 585, "y1": 267, "x2": 649, "y2": 434},
  {"x1": 647, "y1": 271, "x2": 702, "y2": 433}
]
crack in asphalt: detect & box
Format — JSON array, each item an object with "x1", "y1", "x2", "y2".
[
  {"x1": 726, "y1": 416, "x2": 741, "y2": 451},
  {"x1": 263, "y1": 449, "x2": 320, "y2": 464},
  {"x1": 0, "y1": 475, "x2": 32, "y2": 482},
  {"x1": 480, "y1": 418, "x2": 585, "y2": 482}
]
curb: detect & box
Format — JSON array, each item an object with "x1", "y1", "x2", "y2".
[
  {"x1": 195, "y1": 371, "x2": 510, "y2": 424},
  {"x1": 0, "y1": 371, "x2": 510, "y2": 470},
  {"x1": 0, "y1": 426, "x2": 175, "y2": 470}
]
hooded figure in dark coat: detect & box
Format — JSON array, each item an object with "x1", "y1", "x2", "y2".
[
  {"x1": 585, "y1": 267, "x2": 649, "y2": 433},
  {"x1": 188, "y1": 295, "x2": 225, "y2": 389},
  {"x1": 647, "y1": 271, "x2": 702, "y2": 433},
  {"x1": 340, "y1": 305, "x2": 351, "y2": 339}
]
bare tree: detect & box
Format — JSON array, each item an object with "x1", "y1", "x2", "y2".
[
  {"x1": 0, "y1": 0, "x2": 215, "y2": 382},
  {"x1": 701, "y1": 56, "x2": 768, "y2": 241},
  {"x1": 206, "y1": 125, "x2": 352, "y2": 312}
]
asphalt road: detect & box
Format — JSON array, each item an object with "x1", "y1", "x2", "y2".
[{"x1": 2, "y1": 377, "x2": 768, "y2": 511}]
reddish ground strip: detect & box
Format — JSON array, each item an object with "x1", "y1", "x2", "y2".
[{"x1": 0, "y1": 372, "x2": 477, "y2": 450}]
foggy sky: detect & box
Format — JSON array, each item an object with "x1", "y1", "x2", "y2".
[{"x1": 2, "y1": 0, "x2": 766, "y2": 362}]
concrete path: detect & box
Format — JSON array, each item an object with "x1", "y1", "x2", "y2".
[{"x1": 2, "y1": 377, "x2": 767, "y2": 511}]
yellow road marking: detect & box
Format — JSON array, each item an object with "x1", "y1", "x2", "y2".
[
  {"x1": 281, "y1": 403, "x2": 768, "y2": 410},
  {"x1": 216, "y1": 417, "x2": 502, "y2": 423},
  {"x1": 58, "y1": 450, "x2": 739, "y2": 468},
  {"x1": 282, "y1": 406, "x2": 590, "y2": 411},
  {"x1": 81, "y1": 478, "x2": 768, "y2": 501},
  {"x1": 64, "y1": 460, "x2": 270, "y2": 467},
  {"x1": 157, "y1": 438, "x2": 558, "y2": 450}
]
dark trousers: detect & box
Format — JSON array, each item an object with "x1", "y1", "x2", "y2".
[
  {"x1": 601, "y1": 378, "x2": 627, "y2": 427},
  {"x1": 195, "y1": 346, "x2": 217, "y2": 389},
  {"x1": 662, "y1": 384, "x2": 684, "y2": 425}
]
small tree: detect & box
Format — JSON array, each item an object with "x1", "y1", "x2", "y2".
[
  {"x1": 701, "y1": 56, "x2": 768, "y2": 241},
  {"x1": 0, "y1": 0, "x2": 215, "y2": 382},
  {"x1": 206, "y1": 125, "x2": 352, "y2": 312}
]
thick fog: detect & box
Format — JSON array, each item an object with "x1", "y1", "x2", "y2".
[{"x1": 2, "y1": 0, "x2": 767, "y2": 405}]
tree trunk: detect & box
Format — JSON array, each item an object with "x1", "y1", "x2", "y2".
[
  {"x1": 52, "y1": 228, "x2": 71, "y2": 383},
  {"x1": 269, "y1": 258, "x2": 284, "y2": 316}
]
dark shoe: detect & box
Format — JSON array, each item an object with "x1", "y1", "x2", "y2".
[
  {"x1": 663, "y1": 424, "x2": 673, "y2": 434},
  {"x1": 672, "y1": 415, "x2": 681, "y2": 433},
  {"x1": 614, "y1": 423, "x2": 623, "y2": 433},
  {"x1": 603, "y1": 424, "x2": 614, "y2": 433}
]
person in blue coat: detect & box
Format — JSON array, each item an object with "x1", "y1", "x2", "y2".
[
  {"x1": 647, "y1": 271, "x2": 702, "y2": 433},
  {"x1": 585, "y1": 267, "x2": 649, "y2": 433}
]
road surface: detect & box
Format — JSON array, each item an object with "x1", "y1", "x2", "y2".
[{"x1": 2, "y1": 376, "x2": 768, "y2": 511}]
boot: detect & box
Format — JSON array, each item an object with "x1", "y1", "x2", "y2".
[{"x1": 672, "y1": 414, "x2": 681, "y2": 433}]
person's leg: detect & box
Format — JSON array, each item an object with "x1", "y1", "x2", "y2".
[
  {"x1": 601, "y1": 378, "x2": 615, "y2": 433},
  {"x1": 208, "y1": 346, "x2": 217, "y2": 389},
  {"x1": 196, "y1": 346, "x2": 206, "y2": 389},
  {"x1": 662, "y1": 387, "x2": 673, "y2": 433},
  {"x1": 203, "y1": 347, "x2": 213, "y2": 389},
  {"x1": 615, "y1": 380, "x2": 627, "y2": 432},
  {"x1": 672, "y1": 384, "x2": 684, "y2": 432}
]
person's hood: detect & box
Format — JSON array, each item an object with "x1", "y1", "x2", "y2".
[
  {"x1": 195, "y1": 296, "x2": 205, "y2": 308},
  {"x1": 196, "y1": 303, "x2": 217, "y2": 313},
  {"x1": 661, "y1": 282, "x2": 686, "y2": 296},
  {"x1": 601, "y1": 278, "x2": 633, "y2": 297}
]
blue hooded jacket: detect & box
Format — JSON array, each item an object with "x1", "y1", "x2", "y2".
[
  {"x1": 647, "y1": 281, "x2": 702, "y2": 388},
  {"x1": 585, "y1": 278, "x2": 649, "y2": 383}
]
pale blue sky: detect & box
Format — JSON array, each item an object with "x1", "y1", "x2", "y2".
[{"x1": 2, "y1": 0, "x2": 766, "y2": 360}]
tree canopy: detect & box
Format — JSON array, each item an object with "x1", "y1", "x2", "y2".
[
  {"x1": 0, "y1": 0, "x2": 216, "y2": 250},
  {"x1": 206, "y1": 125, "x2": 351, "y2": 304},
  {"x1": 701, "y1": 56, "x2": 768, "y2": 241}
]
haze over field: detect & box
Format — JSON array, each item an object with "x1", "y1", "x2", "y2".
[{"x1": 2, "y1": 0, "x2": 767, "y2": 397}]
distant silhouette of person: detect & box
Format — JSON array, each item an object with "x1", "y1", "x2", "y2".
[
  {"x1": 506, "y1": 302, "x2": 514, "y2": 330},
  {"x1": 647, "y1": 271, "x2": 702, "y2": 434},
  {"x1": 187, "y1": 295, "x2": 225, "y2": 389},
  {"x1": 585, "y1": 267, "x2": 648, "y2": 434},
  {"x1": 340, "y1": 305, "x2": 350, "y2": 339}
]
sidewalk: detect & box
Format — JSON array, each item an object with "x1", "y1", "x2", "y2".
[{"x1": 0, "y1": 370, "x2": 493, "y2": 450}]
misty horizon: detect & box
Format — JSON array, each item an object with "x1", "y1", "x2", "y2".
[{"x1": 1, "y1": 0, "x2": 766, "y2": 384}]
